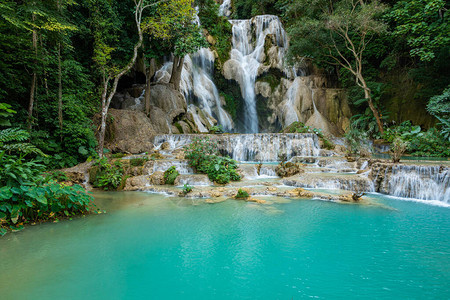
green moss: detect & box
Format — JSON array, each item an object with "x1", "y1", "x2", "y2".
[
  {"x1": 110, "y1": 153, "x2": 126, "y2": 159},
  {"x1": 220, "y1": 92, "x2": 237, "y2": 119},
  {"x1": 174, "y1": 122, "x2": 183, "y2": 133},
  {"x1": 130, "y1": 157, "x2": 149, "y2": 167}
]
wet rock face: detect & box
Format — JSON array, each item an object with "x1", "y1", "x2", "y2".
[
  {"x1": 104, "y1": 109, "x2": 155, "y2": 154},
  {"x1": 370, "y1": 162, "x2": 450, "y2": 201},
  {"x1": 275, "y1": 162, "x2": 305, "y2": 178}
]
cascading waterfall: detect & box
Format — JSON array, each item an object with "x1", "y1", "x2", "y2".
[
  {"x1": 219, "y1": 0, "x2": 232, "y2": 17},
  {"x1": 154, "y1": 50, "x2": 233, "y2": 132},
  {"x1": 229, "y1": 15, "x2": 289, "y2": 133},
  {"x1": 154, "y1": 133, "x2": 320, "y2": 162},
  {"x1": 387, "y1": 165, "x2": 449, "y2": 202},
  {"x1": 189, "y1": 49, "x2": 233, "y2": 131}
]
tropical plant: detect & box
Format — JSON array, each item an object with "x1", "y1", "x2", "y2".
[
  {"x1": 90, "y1": 158, "x2": 125, "y2": 190},
  {"x1": 390, "y1": 136, "x2": 409, "y2": 163},
  {"x1": 427, "y1": 86, "x2": 450, "y2": 141},
  {"x1": 164, "y1": 166, "x2": 180, "y2": 185},
  {"x1": 182, "y1": 184, "x2": 193, "y2": 195},
  {"x1": 184, "y1": 137, "x2": 241, "y2": 184},
  {"x1": 235, "y1": 189, "x2": 249, "y2": 199}
]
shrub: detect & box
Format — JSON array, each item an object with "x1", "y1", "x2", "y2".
[
  {"x1": 209, "y1": 125, "x2": 224, "y2": 134},
  {"x1": 164, "y1": 166, "x2": 179, "y2": 185},
  {"x1": 390, "y1": 137, "x2": 409, "y2": 163},
  {"x1": 182, "y1": 184, "x2": 193, "y2": 195},
  {"x1": 235, "y1": 189, "x2": 249, "y2": 199},
  {"x1": 184, "y1": 138, "x2": 241, "y2": 184},
  {"x1": 90, "y1": 158, "x2": 124, "y2": 190},
  {"x1": 0, "y1": 152, "x2": 93, "y2": 236}
]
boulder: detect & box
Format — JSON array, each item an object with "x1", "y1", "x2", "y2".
[
  {"x1": 150, "y1": 84, "x2": 187, "y2": 123},
  {"x1": 105, "y1": 109, "x2": 155, "y2": 154},
  {"x1": 124, "y1": 175, "x2": 150, "y2": 191},
  {"x1": 150, "y1": 171, "x2": 165, "y2": 185}
]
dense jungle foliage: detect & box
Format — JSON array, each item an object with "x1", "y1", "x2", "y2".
[{"x1": 0, "y1": 0, "x2": 448, "y2": 180}]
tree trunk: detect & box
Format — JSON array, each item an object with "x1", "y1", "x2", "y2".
[
  {"x1": 169, "y1": 56, "x2": 184, "y2": 91},
  {"x1": 144, "y1": 57, "x2": 156, "y2": 115},
  {"x1": 58, "y1": 42, "x2": 63, "y2": 140},
  {"x1": 97, "y1": 1, "x2": 147, "y2": 157},
  {"x1": 27, "y1": 14, "x2": 37, "y2": 130},
  {"x1": 363, "y1": 88, "x2": 384, "y2": 135}
]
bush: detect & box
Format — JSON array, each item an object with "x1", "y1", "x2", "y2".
[
  {"x1": 235, "y1": 189, "x2": 249, "y2": 199},
  {"x1": 390, "y1": 137, "x2": 409, "y2": 163},
  {"x1": 184, "y1": 138, "x2": 241, "y2": 184},
  {"x1": 344, "y1": 123, "x2": 373, "y2": 156},
  {"x1": 182, "y1": 184, "x2": 193, "y2": 195},
  {"x1": 0, "y1": 152, "x2": 93, "y2": 236},
  {"x1": 164, "y1": 166, "x2": 179, "y2": 185},
  {"x1": 90, "y1": 158, "x2": 124, "y2": 190}
]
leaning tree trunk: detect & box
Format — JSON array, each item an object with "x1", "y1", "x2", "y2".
[
  {"x1": 169, "y1": 56, "x2": 184, "y2": 91},
  {"x1": 362, "y1": 83, "x2": 384, "y2": 135},
  {"x1": 144, "y1": 57, "x2": 156, "y2": 115}
]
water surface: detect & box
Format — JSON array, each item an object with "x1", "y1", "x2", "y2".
[{"x1": 1, "y1": 192, "x2": 449, "y2": 299}]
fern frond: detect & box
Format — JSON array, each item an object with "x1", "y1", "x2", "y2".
[
  {"x1": 0, "y1": 128, "x2": 30, "y2": 143},
  {"x1": 1, "y1": 143, "x2": 46, "y2": 156}
]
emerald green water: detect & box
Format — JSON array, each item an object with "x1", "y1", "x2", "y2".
[{"x1": 1, "y1": 192, "x2": 449, "y2": 299}]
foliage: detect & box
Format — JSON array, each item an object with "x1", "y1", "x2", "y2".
[
  {"x1": 382, "y1": 121, "x2": 421, "y2": 143},
  {"x1": 235, "y1": 189, "x2": 249, "y2": 199},
  {"x1": 90, "y1": 158, "x2": 124, "y2": 190},
  {"x1": 197, "y1": 0, "x2": 233, "y2": 66},
  {"x1": 0, "y1": 127, "x2": 45, "y2": 157},
  {"x1": 286, "y1": 0, "x2": 388, "y2": 134},
  {"x1": 387, "y1": 0, "x2": 449, "y2": 62},
  {"x1": 130, "y1": 157, "x2": 149, "y2": 167},
  {"x1": 164, "y1": 166, "x2": 179, "y2": 185},
  {"x1": 0, "y1": 103, "x2": 15, "y2": 126},
  {"x1": 407, "y1": 128, "x2": 450, "y2": 157},
  {"x1": 427, "y1": 86, "x2": 450, "y2": 141},
  {"x1": 182, "y1": 184, "x2": 193, "y2": 195},
  {"x1": 282, "y1": 122, "x2": 335, "y2": 150},
  {"x1": 390, "y1": 136, "x2": 409, "y2": 163},
  {"x1": 220, "y1": 92, "x2": 238, "y2": 119},
  {"x1": 0, "y1": 143, "x2": 93, "y2": 236},
  {"x1": 143, "y1": 0, "x2": 207, "y2": 58},
  {"x1": 209, "y1": 125, "x2": 224, "y2": 134},
  {"x1": 344, "y1": 122, "x2": 373, "y2": 157},
  {"x1": 184, "y1": 137, "x2": 241, "y2": 184}
]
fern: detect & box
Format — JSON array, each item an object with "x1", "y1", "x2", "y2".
[
  {"x1": 0, "y1": 128, "x2": 46, "y2": 156},
  {"x1": 0, "y1": 128, "x2": 29, "y2": 143}
]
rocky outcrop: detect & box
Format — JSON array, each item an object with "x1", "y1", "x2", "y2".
[
  {"x1": 104, "y1": 109, "x2": 155, "y2": 154},
  {"x1": 275, "y1": 162, "x2": 305, "y2": 177}
]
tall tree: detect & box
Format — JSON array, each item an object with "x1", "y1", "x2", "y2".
[
  {"x1": 287, "y1": 0, "x2": 387, "y2": 134},
  {"x1": 143, "y1": 0, "x2": 206, "y2": 91},
  {"x1": 91, "y1": 0, "x2": 163, "y2": 157}
]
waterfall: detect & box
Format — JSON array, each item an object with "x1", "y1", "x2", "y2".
[
  {"x1": 388, "y1": 165, "x2": 449, "y2": 202},
  {"x1": 229, "y1": 15, "x2": 289, "y2": 133},
  {"x1": 154, "y1": 133, "x2": 320, "y2": 162},
  {"x1": 372, "y1": 163, "x2": 450, "y2": 203},
  {"x1": 219, "y1": 0, "x2": 232, "y2": 17}
]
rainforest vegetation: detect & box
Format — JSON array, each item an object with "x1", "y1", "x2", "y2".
[{"x1": 0, "y1": 0, "x2": 449, "y2": 233}]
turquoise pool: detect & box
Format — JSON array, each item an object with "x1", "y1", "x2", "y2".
[{"x1": 1, "y1": 192, "x2": 449, "y2": 299}]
